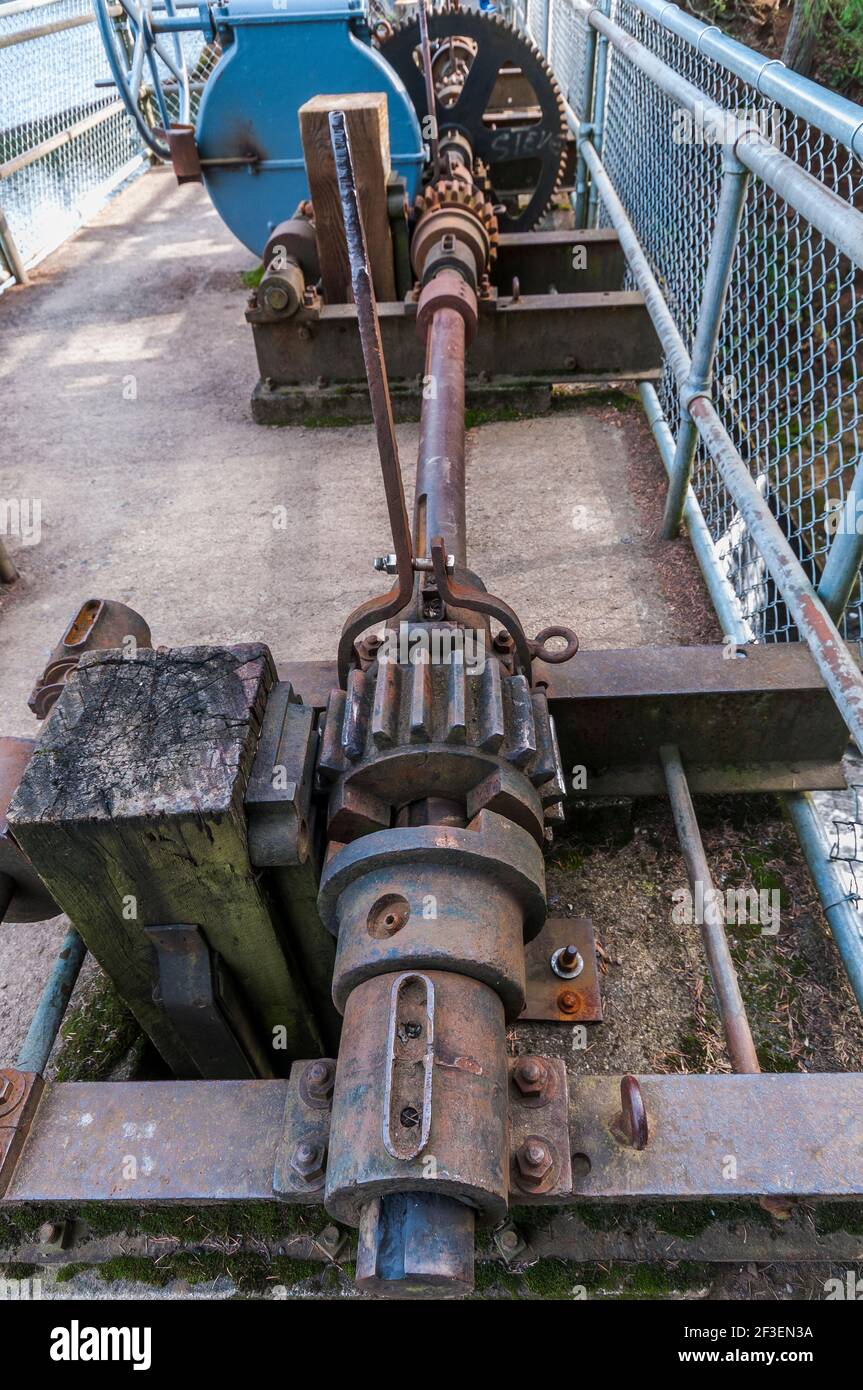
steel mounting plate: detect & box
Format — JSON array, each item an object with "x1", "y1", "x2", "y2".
[{"x1": 520, "y1": 917, "x2": 602, "y2": 1023}]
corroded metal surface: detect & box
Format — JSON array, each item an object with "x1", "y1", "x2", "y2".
[
  {"x1": 0, "y1": 1070, "x2": 44, "y2": 1197},
  {"x1": 4, "y1": 1080, "x2": 289, "y2": 1203},
  {"x1": 521, "y1": 917, "x2": 602, "y2": 1023},
  {"x1": 325, "y1": 970, "x2": 509, "y2": 1226},
  {"x1": 509, "y1": 1056, "x2": 572, "y2": 1202},
  {"x1": 273, "y1": 1059, "x2": 335, "y2": 1201},
  {"x1": 568, "y1": 1074, "x2": 863, "y2": 1199}
]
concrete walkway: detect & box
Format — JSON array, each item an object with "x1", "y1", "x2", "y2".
[{"x1": 0, "y1": 167, "x2": 715, "y2": 1060}]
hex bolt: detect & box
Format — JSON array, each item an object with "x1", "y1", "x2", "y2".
[
  {"x1": 515, "y1": 1136, "x2": 554, "y2": 1187},
  {"x1": 557, "y1": 989, "x2": 580, "y2": 1016},
  {"x1": 493, "y1": 1224, "x2": 526, "y2": 1262},
  {"x1": 512, "y1": 1055, "x2": 548, "y2": 1097},
  {"x1": 290, "y1": 1139, "x2": 326, "y2": 1183},
  {"x1": 551, "y1": 944, "x2": 584, "y2": 980},
  {"x1": 304, "y1": 1059, "x2": 335, "y2": 1103}
]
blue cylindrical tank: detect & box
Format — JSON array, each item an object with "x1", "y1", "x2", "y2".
[{"x1": 196, "y1": 0, "x2": 425, "y2": 257}]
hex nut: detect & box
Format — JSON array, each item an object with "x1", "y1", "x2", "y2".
[
  {"x1": 304, "y1": 1060, "x2": 335, "y2": 1103},
  {"x1": 515, "y1": 1136, "x2": 553, "y2": 1186},
  {"x1": 512, "y1": 1055, "x2": 548, "y2": 1097},
  {"x1": 290, "y1": 1139, "x2": 327, "y2": 1184}
]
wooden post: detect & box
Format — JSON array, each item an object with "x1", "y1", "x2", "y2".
[
  {"x1": 9, "y1": 645, "x2": 323, "y2": 1075},
  {"x1": 299, "y1": 92, "x2": 396, "y2": 304}
]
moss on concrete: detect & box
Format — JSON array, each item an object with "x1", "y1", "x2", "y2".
[{"x1": 53, "y1": 973, "x2": 144, "y2": 1083}]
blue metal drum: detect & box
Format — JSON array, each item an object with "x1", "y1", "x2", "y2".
[{"x1": 197, "y1": 0, "x2": 425, "y2": 256}]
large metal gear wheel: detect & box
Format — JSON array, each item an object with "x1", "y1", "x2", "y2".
[{"x1": 379, "y1": 9, "x2": 567, "y2": 233}]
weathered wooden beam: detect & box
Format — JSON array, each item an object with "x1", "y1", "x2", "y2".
[
  {"x1": 9, "y1": 645, "x2": 323, "y2": 1075},
  {"x1": 299, "y1": 92, "x2": 396, "y2": 304}
]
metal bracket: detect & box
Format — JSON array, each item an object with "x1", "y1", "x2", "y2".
[
  {"x1": 273, "y1": 1058, "x2": 336, "y2": 1200},
  {"x1": 245, "y1": 681, "x2": 317, "y2": 867},
  {"x1": 508, "y1": 1056, "x2": 572, "y2": 1202},
  {"x1": 146, "y1": 924, "x2": 275, "y2": 1080},
  {"x1": 0, "y1": 1070, "x2": 44, "y2": 1197},
  {"x1": 520, "y1": 917, "x2": 603, "y2": 1023}
]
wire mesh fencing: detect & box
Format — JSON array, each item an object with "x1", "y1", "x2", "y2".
[
  {"x1": 536, "y1": 0, "x2": 863, "y2": 647},
  {"x1": 0, "y1": 0, "x2": 218, "y2": 282}
]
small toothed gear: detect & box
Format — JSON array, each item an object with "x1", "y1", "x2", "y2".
[
  {"x1": 379, "y1": 10, "x2": 568, "y2": 232},
  {"x1": 413, "y1": 178, "x2": 500, "y2": 259}
]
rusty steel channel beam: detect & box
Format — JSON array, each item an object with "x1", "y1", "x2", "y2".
[
  {"x1": 4, "y1": 1071, "x2": 861, "y2": 1204},
  {"x1": 249, "y1": 290, "x2": 661, "y2": 388},
  {"x1": 277, "y1": 643, "x2": 852, "y2": 794},
  {"x1": 568, "y1": 1073, "x2": 863, "y2": 1199}
]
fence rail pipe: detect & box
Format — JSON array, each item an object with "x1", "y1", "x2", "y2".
[
  {"x1": 572, "y1": 20, "x2": 598, "y2": 226},
  {"x1": 586, "y1": 0, "x2": 610, "y2": 227},
  {"x1": 580, "y1": 139, "x2": 691, "y2": 386},
  {"x1": 619, "y1": 0, "x2": 863, "y2": 159},
  {"x1": 641, "y1": 387, "x2": 863, "y2": 1015},
  {"x1": 688, "y1": 394, "x2": 863, "y2": 755},
  {"x1": 0, "y1": 100, "x2": 125, "y2": 182},
  {"x1": 640, "y1": 383, "x2": 749, "y2": 640},
  {"x1": 818, "y1": 460, "x2": 863, "y2": 625},
  {"x1": 0, "y1": 202, "x2": 27, "y2": 286},
  {"x1": 16, "y1": 927, "x2": 86, "y2": 1075},
  {"x1": 572, "y1": 0, "x2": 863, "y2": 269}
]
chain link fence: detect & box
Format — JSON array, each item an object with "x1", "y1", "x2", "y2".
[
  {"x1": 537, "y1": 0, "x2": 863, "y2": 649},
  {"x1": 0, "y1": 0, "x2": 217, "y2": 283}
]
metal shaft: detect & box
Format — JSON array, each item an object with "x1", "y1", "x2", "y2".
[
  {"x1": 660, "y1": 743, "x2": 760, "y2": 1074},
  {"x1": 414, "y1": 306, "x2": 467, "y2": 570}
]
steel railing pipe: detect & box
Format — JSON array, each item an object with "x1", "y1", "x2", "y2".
[
  {"x1": 618, "y1": 0, "x2": 863, "y2": 159},
  {"x1": 570, "y1": 0, "x2": 863, "y2": 270},
  {"x1": 16, "y1": 927, "x2": 87, "y2": 1075}
]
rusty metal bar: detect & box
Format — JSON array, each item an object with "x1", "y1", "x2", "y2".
[
  {"x1": 5, "y1": 1071, "x2": 861, "y2": 1204},
  {"x1": 328, "y1": 109, "x2": 415, "y2": 683},
  {"x1": 416, "y1": 0, "x2": 440, "y2": 176},
  {"x1": 660, "y1": 742, "x2": 760, "y2": 1074},
  {"x1": 414, "y1": 306, "x2": 467, "y2": 570},
  {"x1": 569, "y1": 1072, "x2": 863, "y2": 1198}
]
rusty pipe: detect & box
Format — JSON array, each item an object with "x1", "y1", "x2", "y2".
[
  {"x1": 414, "y1": 305, "x2": 467, "y2": 572},
  {"x1": 661, "y1": 743, "x2": 760, "y2": 1074}
]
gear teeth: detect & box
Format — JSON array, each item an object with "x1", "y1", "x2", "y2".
[
  {"x1": 371, "y1": 657, "x2": 401, "y2": 749},
  {"x1": 318, "y1": 654, "x2": 561, "y2": 793},
  {"x1": 381, "y1": 9, "x2": 568, "y2": 231},
  {"x1": 445, "y1": 662, "x2": 467, "y2": 745}
]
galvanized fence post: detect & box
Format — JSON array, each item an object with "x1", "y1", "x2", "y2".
[
  {"x1": 661, "y1": 146, "x2": 750, "y2": 539},
  {"x1": 572, "y1": 12, "x2": 599, "y2": 227},
  {"x1": 816, "y1": 457, "x2": 863, "y2": 624},
  {"x1": 0, "y1": 203, "x2": 27, "y2": 286},
  {"x1": 586, "y1": 0, "x2": 610, "y2": 228}
]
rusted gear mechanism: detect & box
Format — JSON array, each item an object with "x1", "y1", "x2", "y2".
[
  {"x1": 379, "y1": 9, "x2": 567, "y2": 232},
  {"x1": 411, "y1": 177, "x2": 499, "y2": 282}
]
